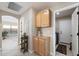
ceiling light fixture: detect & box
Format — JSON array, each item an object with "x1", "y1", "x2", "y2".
[
  {"x1": 56, "y1": 12, "x2": 60, "y2": 15},
  {"x1": 8, "y1": 2, "x2": 22, "y2": 12}
]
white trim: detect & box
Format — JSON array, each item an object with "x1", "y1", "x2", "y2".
[
  {"x1": 18, "y1": 18, "x2": 21, "y2": 45},
  {"x1": 51, "y1": 10, "x2": 56, "y2": 56},
  {"x1": 28, "y1": 49, "x2": 33, "y2": 54},
  {"x1": 50, "y1": 52, "x2": 54, "y2": 56},
  {"x1": 55, "y1": 3, "x2": 79, "y2": 13}
]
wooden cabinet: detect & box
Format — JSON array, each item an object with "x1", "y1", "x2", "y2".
[
  {"x1": 35, "y1": 9, "x2": 51, "y2": 27},
  {"x1": 36, "y1": 12, "x2": 42, "y2": 27},
  {"x1": 33, "y1": 37, "x2": 39, "y2": 54},
  {"x1": 41, "y1": 9, "x2": 50, "y2": 27},
  {"x1": 38, "y1": 37, "x2": 45, "y2": 55},
  {"x1": 33, "y1": 36, "x2": 50, "y2": 56}
]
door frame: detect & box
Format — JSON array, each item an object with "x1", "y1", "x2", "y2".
[
  {"x1": 53, "y1": 3, "x2": 79, "y2": 56},
  {"x1": 77, "y1": 9, "x2": 79, "y2": 56},
  {"x1": 2, "y1": 15, "x2": 19, "y2": 44}
]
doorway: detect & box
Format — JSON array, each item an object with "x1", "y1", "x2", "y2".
[
  {"x1": 55, "y1": 16, "x2": 72, "y2": 56},
  {"x1": 2, "y1": 16, "x2": 19, "y2": 56},
  {"x1": 55, "y1": 7, "x2": 78, "y2": 56}
]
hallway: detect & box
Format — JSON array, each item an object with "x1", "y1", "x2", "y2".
[
  {"x1": 2, "y1": 35, "x2": 19, "y2": 56},
  {"x1": 2, "y1": 35, "x2": 38, "y2": 56},
  {"x1": 0, "y1": 2, "x2": 78, "y2": 56}
]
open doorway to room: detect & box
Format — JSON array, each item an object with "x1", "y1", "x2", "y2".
[
  {"x1": 2, "y1": 16, "x2": 18, "y2": 56},
  {"x1": 55, "y1": 7, "x2": 78, "y2": 56}
]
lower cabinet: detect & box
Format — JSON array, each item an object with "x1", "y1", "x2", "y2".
[
  {"x1": 33, "y1": 37, "x2": 39, "y2": 54},
  {"x1": 33, "y1": 36, "x2": 50, "y2": 56}
]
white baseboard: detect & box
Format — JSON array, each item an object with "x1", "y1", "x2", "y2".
[
  {"x1": 28, "y1": 50, "x2": 54, "y2": 56},
  {"x1": 28, "y1": 49, "x2": 33, "y2": 54},
  {"x1": 50, "y1": 52, "x2": 54, "y2": 56}
]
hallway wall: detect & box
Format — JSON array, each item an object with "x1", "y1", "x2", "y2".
[
  {"x1": 20, "y1": 8, "x2": 36, "y2": 53},
  {"x1": 56, "y1": 16, "x2": 72, "y2": 43}
]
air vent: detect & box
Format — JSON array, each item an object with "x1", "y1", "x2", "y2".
[{"x1": 8, "y1": 2, "x2": 22, "y2": 12}]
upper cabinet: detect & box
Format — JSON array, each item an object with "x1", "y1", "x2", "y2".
[
  {"x1": 41, "y1": 9, "x2": 51, "y2": 27},
  {"x1": 35, "y1": 9, "x2": 51, "y2": 27},
  {"x1": 36, "y1": 12, "x2": 42, "y2": 27}
]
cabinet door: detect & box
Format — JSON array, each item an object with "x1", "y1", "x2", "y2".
[
  {"x1": 38, "y1": 38, "x2": 45, "y2": 56},
  {"x1": 33, "y1": 37, "x2": 39, "y2": 53},
  {"x1": 36, "y1": 12, "x2": 41, "y2": 27},
  {"x1": 44, "y1": 38, "x2": 50, "y2": 56},
  {"x1": 41, "y1": 9, "x2": 50, "y2": 27}
]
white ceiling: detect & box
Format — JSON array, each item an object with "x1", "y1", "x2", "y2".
[
  {"x1": 56, "y1": 7, "x2": 76, "y2": 18},
  {"x1": 0, "y1": 2, "x2": 77, "y2": 15}
]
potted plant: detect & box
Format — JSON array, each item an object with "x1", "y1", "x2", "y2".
[{"x1": 2, "y1": 31, "x2": 8, "y2": 40}]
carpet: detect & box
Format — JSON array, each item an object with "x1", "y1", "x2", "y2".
[{"x1": 56, "y1": 44, "x2": 67, "y2": 55}]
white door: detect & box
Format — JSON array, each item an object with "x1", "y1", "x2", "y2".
[
  {"x1": 59, "y1": 19, "x2": 72, "y2": 43},
  {"x1": 72, "y1": 7, "x2": 78, "y2": 56}
]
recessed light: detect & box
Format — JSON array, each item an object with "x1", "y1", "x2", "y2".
[{"x1": 56, "y1": 12, "x2": 60, "y2": 15}]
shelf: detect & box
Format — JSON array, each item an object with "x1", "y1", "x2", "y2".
[{"x1": 21, "y1": 35, "x2": 28, "y2": 53}]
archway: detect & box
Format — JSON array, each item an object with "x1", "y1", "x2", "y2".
[{"x1": 2, "y1": 15, "x2": 19, "y2": 55}]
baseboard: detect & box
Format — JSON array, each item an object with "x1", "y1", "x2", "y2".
[
  {"x1": 28, "y1": 50, "x2": 54, "y2": 56},
  {"x1": 50, "y1": 52, "x2": 54, "y2": 56},
  {"x1": 28, "y1": 49, "x2": 33, "y2": 54}
]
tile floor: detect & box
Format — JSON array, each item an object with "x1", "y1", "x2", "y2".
[
  {"x1": 2, "y1": 47, "x2": 38, "y2": 56},
  {"x1": 1, "y1": 35, "x2": 38, "y2": 56},
  {"x1": 1, "y1": 35, "x2": 73, "y2": 56}
]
